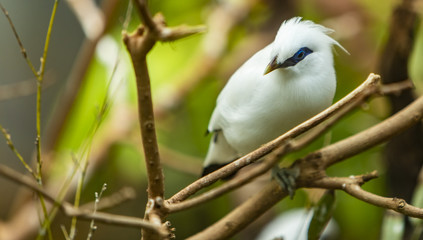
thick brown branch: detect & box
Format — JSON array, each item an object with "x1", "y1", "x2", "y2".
[
  {"x1": 186, "y1": 181, "x2": 287, "y2": 240},
  {"x1": 290, "y1": 96, "x2": 423, "y2": 188},
  {"x1": 321, "y1": 95, "x2": 423, "y2": 168}
]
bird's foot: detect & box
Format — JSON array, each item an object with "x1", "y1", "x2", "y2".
[{"x1": 272, "y1": 166, "x2": 300, "y2": 199}]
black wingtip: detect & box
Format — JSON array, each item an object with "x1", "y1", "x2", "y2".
[
  {"x1": 201, "y1": 162, "x2": 238, "y2": 180},
  {"x1": 201, "y1": 164, "x2": 224, "y2": 177}
]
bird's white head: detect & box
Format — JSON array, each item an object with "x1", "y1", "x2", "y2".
[{"x1": 264, "y1": 17, "x2": 348, "y2": 75}]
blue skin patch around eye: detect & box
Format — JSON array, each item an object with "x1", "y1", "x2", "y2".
[{"x1": 280, "y1": 47, "x2": 313, "y2": 68}]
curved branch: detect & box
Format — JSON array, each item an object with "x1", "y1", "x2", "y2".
[
  {"x1": 313, "y1": 173, "x2": 423, "y2": 218},
  {"x1": 343, "y1": 184, "x2": 423, "y2": 218}
]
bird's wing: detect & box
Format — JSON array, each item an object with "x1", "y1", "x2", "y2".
[
  {"x1": 203, "y1": 44, "x2": 273, "y2": 172},
  {"x1": 207, "y1": 43, "x2": 273, "y2": 133}
]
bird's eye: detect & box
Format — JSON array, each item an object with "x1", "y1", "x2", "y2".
[
  {"x1": 296, "y1": 50, "x2": 305, "y2": 59},
  {"x1": 277, "y1": 47, "x2": 313, "y2": 69},
  {"x1": 293, "y1": 47, "x2": 313, "y2": 63}
]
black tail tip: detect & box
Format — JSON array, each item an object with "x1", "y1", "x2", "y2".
[{"x1": 201, "y1": 163, "x2": 237, "y2": 180}]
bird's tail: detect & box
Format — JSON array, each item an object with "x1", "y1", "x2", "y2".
[{"x1": 202, "y1": 131, "x2": 238, "y2": 177}]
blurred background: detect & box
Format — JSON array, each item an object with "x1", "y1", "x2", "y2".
[{"x1": 0, "y1": 0, "x2": 423, "y2": 239}]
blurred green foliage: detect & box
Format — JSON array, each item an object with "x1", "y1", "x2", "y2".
[{"x1": 22, "y1": 0, "x2": 423, "y2": 239}]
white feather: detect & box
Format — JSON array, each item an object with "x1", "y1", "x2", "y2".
[{"x1": 203, "y1": 17, "x2": 347, "y2": 171}]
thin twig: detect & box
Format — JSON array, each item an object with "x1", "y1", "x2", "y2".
[
  {"x1": 309, "y1": 172, "x2": 423, "y2": 218},
  {"x1": 33, "y1": 2, "x2": 59, "y2": 239},
  {"x1": 343, "y1": 183, "x2": 423, "y2": 218},
  {"x1": 87, "y1": 183, "x2": 107, "y2": 240}
]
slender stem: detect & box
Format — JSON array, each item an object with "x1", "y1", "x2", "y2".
[
  {"x1": 33, "y1": 2, "x2": 58, "y2": 240},
  {"x1": 87, "y1": 183, "x2": 107, "y2": 240},
  {"x1": 38, "y1": 0, "x2": 58, "y2": 80}
]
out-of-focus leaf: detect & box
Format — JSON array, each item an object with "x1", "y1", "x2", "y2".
[{"x1": 308, "y1": 190, "x2": 335, "y2": 240}]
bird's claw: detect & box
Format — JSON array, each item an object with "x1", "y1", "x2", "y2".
[{"x1": 272, "y1": 166, "x2": 300, "y2": 199}]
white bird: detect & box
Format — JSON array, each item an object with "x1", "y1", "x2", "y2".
[{"x1": 202, "y1": 17, "x2": 348, "y2": 177}]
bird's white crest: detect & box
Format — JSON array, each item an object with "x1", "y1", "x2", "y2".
[
  {"x1": 272, "y1": 17, "x2": 348, "y2": 65},
  {"x1": 201, "y1": 17, "x2": 347, "y2": 177}
]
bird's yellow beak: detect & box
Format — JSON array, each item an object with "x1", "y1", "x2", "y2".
[{"x1": 263, "y1": 57, "x2": 280, "y2": 75}]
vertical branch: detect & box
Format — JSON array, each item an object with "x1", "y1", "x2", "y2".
[
  {"x1": 123, "y1": 8, "x2": 164, "y2": 240},
  {"x1": 134, "y1": 58, "x2": 164, "y2": 199},
  {"x1": 124, "y1": 1, "x2": 204, "y2": 239},
  {"x1": 123, "y1": 1, "x2": 163, "y2": 202}
]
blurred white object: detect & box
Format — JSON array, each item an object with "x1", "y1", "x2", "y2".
[{"x1": 255, "y1": 209, "x2": 339, "y2": 240}]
